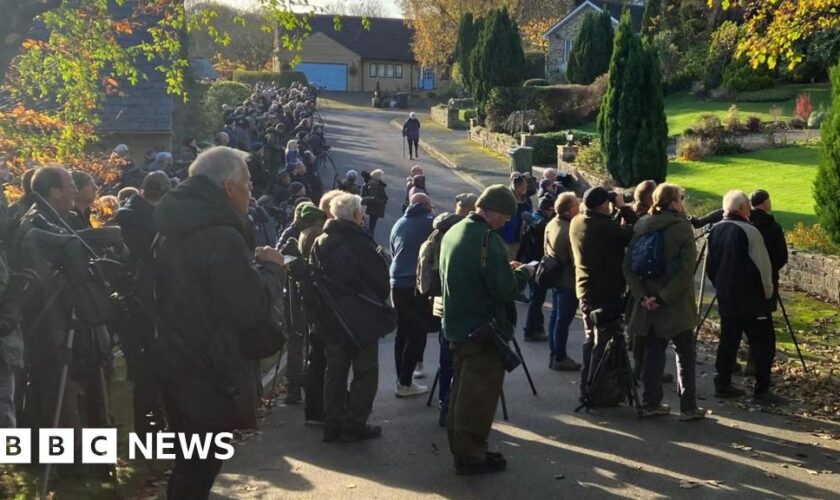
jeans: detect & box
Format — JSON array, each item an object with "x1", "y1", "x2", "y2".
[
  {"x1": 550, "y1": 287, "x2": 578, "y2": 361},
  {"x1": 368, "y1": 215, "x2": 380, "y2": 239},
  {"x1": 642, "y1": 332, "x2": 697, "y2": 412},
  {"x1": 392, "y1": 287, "x2": 431, "y2": 386},
  {"x1": 0, "y1": 364, "x2": 15, "y2": 428},
  {"x1": 524, "y1": 281, "x2": 548, "y2": 335},
  {"x1": 438, "y1": 330, "x2": 454, "y2": 412},
  {"x1": 715, "y1": 315, "x2": 775, "y2": 394}
]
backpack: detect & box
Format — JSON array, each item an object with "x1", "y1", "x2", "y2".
[
  {"x1": 630, "y1": 230, "x2": 666, "y2": 279},
  {"x1": 586, "y1": 334, "x2": 636, "y2": 408},
  {"x1": 416, "y1": 228, "x2": 443, "y2": 297}
]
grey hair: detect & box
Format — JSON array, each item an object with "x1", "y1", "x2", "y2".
[
  {"x1": 330, "y1": 193, "x2": 364, "y2": 222},
  {"x1": 188, "y1": 146, "x2": 249, "y2": 189},
  {"x1": 722, "y1": 190, "x2": 749, "y2": 213}
]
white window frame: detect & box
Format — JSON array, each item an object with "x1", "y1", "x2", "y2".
[
  {"x1": 564, "y1": 39, "x2": 573, "y2": 63},
  {"x1": 395, "y1": 64, "x2": 403, "y2": 78}
]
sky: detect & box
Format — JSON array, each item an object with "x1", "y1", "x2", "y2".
[{"x1": 215, "y1": 0, "x2": 404, "y2": 19}]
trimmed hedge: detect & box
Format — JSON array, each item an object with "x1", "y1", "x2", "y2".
[
  {"x1": 531, "y1": 131, "x2": 595, "y2": 165},
  {"x1": 523, "y1": 78, "x2": 550, "y2": 87},
  {"x1": 232, "y1": 70, "x2": 309, "y2": 87},
  {"x1": 485, "y1": 75, "x2": 607, "y2": 133},
  {"x1": 524, "y1": 50, "x2": 546, "y2": 80}
]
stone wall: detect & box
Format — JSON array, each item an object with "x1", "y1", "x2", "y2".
[
  {"x1": 469, "y1": 125, "x2": 517, "y2": 157},
  {"x1": 780, "y1": 250, "x2": 840, "y2": 304},
  {"x1": 430, "y1": 105, "x2": 459, "y2": 129}
]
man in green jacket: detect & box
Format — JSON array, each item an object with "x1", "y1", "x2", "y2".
[{"x1": 440, "y1": 184, "x2": 533, "y2": 475}]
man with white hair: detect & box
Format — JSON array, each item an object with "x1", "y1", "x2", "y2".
[
  {"x1": 152, "y1": 146, "x2": 287, "y2": 497},
  {"x1": 310, "y1": 192, "x2": 390, "y2": 443},
  {"x1": 402, "y1": 111, "x2": 421, "y2": 160},
  {"x1": 706, "y1": 189, "x2": 783, "y2": 405}
]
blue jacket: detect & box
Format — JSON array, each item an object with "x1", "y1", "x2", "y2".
[
  {"x1": 389, "y1": 203, "x2": 434, "y2": 288},
  {"x1": 501, "y1": 197, "x2": 533, "y2": 244}
]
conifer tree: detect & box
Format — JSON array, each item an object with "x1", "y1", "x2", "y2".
[
  {"x1": 815, "y1": 62, "x2": 840, "y2": 246},
  {"x1": 566, "y1": 10, "x2": 614, "y2": 85},
  {"x1": 470, "y1": 9, "x2": 525, "y2": 113}
]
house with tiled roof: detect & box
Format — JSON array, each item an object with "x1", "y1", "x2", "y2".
[
  {"x1": 543, "y1": 0, "x2": 646, "y2": 81},
  {"x1": 275, "y1": 15, "x2": 450, "y2": 92}
]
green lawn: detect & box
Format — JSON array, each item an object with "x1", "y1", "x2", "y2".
[
  {"x1": 668, "y1": 146, "x2": 819, "y2": 230},
  {"x1": 578, "y1": 83, "x2": 832, "y2": 136}
]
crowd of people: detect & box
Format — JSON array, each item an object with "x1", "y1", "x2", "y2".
[{"x1": 0, "y1": 76, "x2": 793, "y2": 496}]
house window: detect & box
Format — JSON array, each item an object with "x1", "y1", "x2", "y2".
[
  {"x1": 386, "y1": 64, "x2": 394, "y2": 78},
  {"x1": 377, "y1": 64, "x2": 385, "y2": 77},
  {"x1": 369, "y1": 64, "x2": 376, "y2": 77},
  {"x1": 564, "y1": 39, "x2": 573, "y2": 62},
  {"x1": 395, "y1": 64, "x2": 403, "y2": 78}
]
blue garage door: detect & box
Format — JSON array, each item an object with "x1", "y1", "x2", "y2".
[{"x1": 297, "y1": 62, "x2": 347, "y2": 91}]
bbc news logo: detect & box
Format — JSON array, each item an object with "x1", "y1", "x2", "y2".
[{"x1": 0, "y1": 429, "x2": 235, "y2": 464}]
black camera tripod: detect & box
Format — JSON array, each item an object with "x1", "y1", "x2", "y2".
[{"x1": 426, "y1": 335, "x2": 537, "y2": 421}]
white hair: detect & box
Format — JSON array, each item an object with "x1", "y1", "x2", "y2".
[
  {"x1": 188, "y1": 146, "x2": 249, "y2": 189},
  {"x1": 286, "y1": 139, "x2": 298, "y2": 150},
  {"x1": 722, "y1": 190, "x2": 749, "y2": 213},
  {"x1": 330, "y1": 193, "x2": 363, "y2": 222},
  {"x1": 409, "y1": 112, "x2": 416, "y2": 119}
]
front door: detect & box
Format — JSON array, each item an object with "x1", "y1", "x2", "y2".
[{"x1": 418, "y1": 68, "x2": 435, "y2": 90}]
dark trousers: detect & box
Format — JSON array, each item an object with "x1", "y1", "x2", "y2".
[
  {"x1": 438, "y1": 329, "x2": 454, "y2": 412},
  {"x1": 323, "y1": 341, "x2": 379, "y2": 431},
  {"x1": 368, "y1": 215, "x2": 380, "y2": 239},
  {"x1": 524, "y1": 281, "x2": 548, "y2": 335},
  {"x1": 392, "y1": 287, "x2": 431, "y2": 386},
  {"x1": 715, "y1": 315, "x2": 775, "y2": 394},
  {"x1": 407, "y1": 138, "x2": 419, "y2": 157},
  {"x1": 550, "y1": 287, "x2": 578, "y2": 361},
  {"x1": 304, "y1": 333, "x2": 326, "y2": 421},
  {"x1": 580, "y1": 302, "x2": 621, "y2": 394},
  {"x1": 447, "y1": 337, "x2": 504, "y2": 464},
  {"x1": 642, "y1": 331, "x2": 697, "y2": 412},
  {"x1": 167, "y1": 446, "x2": 223, "y2": 500}
]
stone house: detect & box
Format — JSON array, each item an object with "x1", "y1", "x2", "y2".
[
  {"x1": 543, "y1": 0, "x2": 645, "y2": 81},
  {"x1": 275, "y1": 15, "x2": 450, "y2": 92}
]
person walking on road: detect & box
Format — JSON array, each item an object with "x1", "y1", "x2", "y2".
[
  {"x1": 440, "y1": 185, "x2": 534, "y2": 475},
  {"x1": 390, "y1": 193, "x2": 435, "y2": 397},
  {"x1": 402, "y1": 112, "x2": 421, "y2": 160}
]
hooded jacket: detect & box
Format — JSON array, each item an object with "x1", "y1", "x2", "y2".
[
  {"x1": 115, "y1": 193, "x2": 157, "y2": 270},
  {"x1": 569, "y1": 209, "x2": 634, "y2": 306},
  {"x1": 151, "y1": 175, "x2": 284, "y2": 431},
  {"x1": 389, "y1": 203, "x2": 434, "y2": 288},
  {"x1": 750, "y1": 208, "x2": 788, "y2": 309},
  {"x1": 544, "y1": 214, "x2": 576, "y2": 290},
  {"x1": 361, "y1": 180, "x2": 388, "y2": 219},
  {"x1": 623, "y1": 211, "x2": 697, "y2": 338},
  {"x1": 431, "y1": 212, "x2": 465, "y2": 318},
  {"x1": 402, "y1": 117, "x2": 421, "y2": 140}
]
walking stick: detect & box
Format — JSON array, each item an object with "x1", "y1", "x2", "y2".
[
  {"x1": 777, "y1": 294, "x2": 809, "y2": 374},
  {"x1": 694, "y1": 295, "x2": 717, "y2": 341},
  {"x1": 499, "y1": 389, "x2": 509, "y2": 421},
  {"x1": 426, "y1": 367, "x2": 440, "y2": 407},
  {"x1": 402, "y1": 136, "x2": 406, "y2": 159},
  {"x1": 511, "y1": 337, "x2": 537, "y2": 396}
]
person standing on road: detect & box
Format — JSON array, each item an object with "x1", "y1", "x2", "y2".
[
  {"x1": 402, "y1": 112, "x2": 421, "y2": 160},
  {"x1": 544, "y1": 192, "x2": 582, "y2": 371},
  {"x1": 706, "y1": 190, "x2": 785, "y2": 406},
  {"x1": 390, "y1": 193, "x2": 435, "y2": 397},
  {"x1": 501, "y1": 174, "x2": 532, "y2": 262},
  {"x1": 440, "y1": 185, "x2": 534, "y2": 475},
  {"x1": 361, "y1": 169, "x2": 388, "y2": 238},
  {"x1": 623, "y1": 183, "x2": 705, "y2": 421}
]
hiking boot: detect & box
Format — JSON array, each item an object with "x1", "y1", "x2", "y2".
[
  {"x1": 550, "y1": 357, "x2": 581, "y2": 371},
  {"x1": 679, "y1": 407, "x2": 707, "y2": 422},
  {"x1": 715, "y1": 384, "x2": 746, "y2": 399},
  {"x1": 524, "y1": 332, "x2": 548, "y2": 342},
  {"x1": 340, "y1": 424, "x2": 382, "y2": 442},
  {"x1": 396, "y1": 381, "x2": 429, "y2": 397},
  {"x1": 413, "y1": 362, "x2": 426, "y2": 379},
  {"x1": 641, "y1": 403, "x2": 671, "y2": 417},
  {"x1": 454, "y1": 456, "x2": 507, "y2": 475},
  {"x1": 752, "y1": 390, "x2": 787, "y2": 407},
  {"x1": 323, "y1": 427, "x2": 341, "y2": 443}
]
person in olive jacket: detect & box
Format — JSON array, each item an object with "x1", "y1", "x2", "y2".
[
  {"x1": 361, "y1": 169, "x2": 388, "y2": 238},
  {"x1": 152, "y1": 147, "x2": 287, "y2": 498},
  {"x1": 623, "y1": 183, "x2": 705, "y2": 422}
]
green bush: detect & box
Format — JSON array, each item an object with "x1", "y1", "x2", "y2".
[
  {"x1": 814, "y1": 63, "x2": 840, "y2": 246},
  {"x1": 448, "y1": 98, "x2": 475, "y2": 109},
  {"x1": 787, "y1": 223, "x2": 840, "y2": 255},
  {"x1": 732, "y1": 88, "x2": 795, "y2": 102},
  {"x1": 523, "y1": 51, "x2": 546, "y2": 80},
  {"x1": 200, "y1": 81, "x2": 252, "y2": 140},
  {"x1": 523, "y1": 78, "x2": 550, "y2": 87},
  {"x1": 232, "y1": 70, "x2": 309, "y2": 87},
  {"x1": 722, "y1": 61, "x2": 775, "y2": 93},
  {"x1": 459, "y1": 108, "x2": 477, "y2": 121},
  {"x1": 531, "y1": 131, "x2": 595, "y2": 164},
  {"x1": 576, "y1": 139, "x2": 605, "y2": 173},
  {"x1": 470, "y1": 9, "x2": 526, "y2": 113}
]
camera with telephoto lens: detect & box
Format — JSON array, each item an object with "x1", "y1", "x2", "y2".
[
  {"x1": 608, "y1": 190, "x2": 633, "y2": 205},
  {"x1": 468, "y1": 320, "x2": 522, "y2": 373}
]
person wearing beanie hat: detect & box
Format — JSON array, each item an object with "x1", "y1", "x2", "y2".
[
  {"x1": 361, "y1": 169, "x2": 388, "y2": 237},
  {"x1": 569, "y1": 184, "x2": 638, "y2": 401},
  {"x1": 438, "y1": 183, "x2": 534, "y2": 474},
  {"x1": 500, "y1": 176, "x2": 533, "y2": 261},
  {"x1": 339, "y1": 169, "x2": 360, "y2": 195},
  {"x1": 748, "y1": 189, "x2": 787, "y2": 311}
]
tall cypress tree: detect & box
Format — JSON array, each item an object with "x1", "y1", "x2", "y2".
[
  {"x1": 566, "y1": 10, "x2": 614, "y2": 85},
  {"x1": 456, "y1": 13, "x2": 481, "y2": 93},
  {"x1": 814, "y1": 62, "x2": 840, "y2": 246},
  {"x1": 470, "y1": 9, "x2": 525, "y2": 113},
  {"x1": 598, "y1": 11, "x2": 667, "y2": 187}
]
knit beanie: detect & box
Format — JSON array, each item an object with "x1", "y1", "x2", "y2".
[
  {"x1": 476, "y1": 184, "x2": 517, "y2": 216},
  {"x1": 583, "y1": 186, "x2": 610, "y2": 209},
  {"x1": 298, "y1": 203, "x2": 327, "y2": 227},
  {"x1": 750, "y1": 189, "x2": 770, "y2": 207},
  {"x1": 289, "y1": 181, "x2": 305, "y2": 196}
]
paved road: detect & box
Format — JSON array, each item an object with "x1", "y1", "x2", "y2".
[{"x1": 210, "y1": 108, "x2": 840, "y2": 499}]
